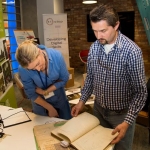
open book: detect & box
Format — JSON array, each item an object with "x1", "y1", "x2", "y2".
[{"x1": 51, "y1": 112, "x2": 117, "y2": 150}]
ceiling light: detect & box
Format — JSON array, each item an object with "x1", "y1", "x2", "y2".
[{"x1": 82, "y1": 0, "x2": 97, "y2": 4}]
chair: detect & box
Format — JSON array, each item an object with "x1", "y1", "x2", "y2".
[
  {"x1": 13, "y1": 72, "x2": 28, "y2": 106},
  {"x1": 79, "y1": 50, "x2": 89, "y2": 73},
  {"x1": 136, "y1": 78, "x2": 150, "y2": 144}
]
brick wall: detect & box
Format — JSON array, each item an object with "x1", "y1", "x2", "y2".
[{"x1": 64, "y1": 0, "x2": 150, "y2": 76}]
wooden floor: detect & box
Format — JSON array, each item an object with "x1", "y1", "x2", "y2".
[{"x1": 13, "y1": 70, "x2": 150, "y2": 150}]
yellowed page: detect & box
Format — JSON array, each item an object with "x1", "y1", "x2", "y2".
[
  {"x1": 51, "y1": 112, "x2": 100, "y2": 142},
  {"x1": 72, "y1": 125, "x2": 117, "y2": 150},
  {"x1": 33, "y1": 123, "x2": 59, "y2": 150}
]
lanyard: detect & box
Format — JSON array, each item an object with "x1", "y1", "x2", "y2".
[
  {"x1": 38, "y1": 72, "x2": 47, "y2": 89},
  {"x1": 38, "y1": 51, "x2": 48, "y2": 88}
]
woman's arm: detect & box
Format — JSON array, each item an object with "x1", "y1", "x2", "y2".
[
  {"x1": 34, "y1": 96, "x2": 59, "y2": 117},
  {"x1": 52, "y1": 50, "x2": 69, "y2": 89},
  {"x1": 36, "y1": 85, "x2": 56, "y2": 95}
]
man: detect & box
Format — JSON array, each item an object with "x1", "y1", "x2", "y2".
[{"x1": 71, "y1": 3, "x2": 147, "y2": 150}]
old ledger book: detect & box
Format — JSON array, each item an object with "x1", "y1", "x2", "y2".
[
  {"x1": 33, "y1": 121, "x2": 72, "y2": 150},
  {"x1": 51, "y1": 112, "x2": 117, "y2": 150}
]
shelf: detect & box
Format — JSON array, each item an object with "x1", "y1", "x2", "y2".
[{"x1": 3, "y1": 11, "x2": 20, "y2": 15}]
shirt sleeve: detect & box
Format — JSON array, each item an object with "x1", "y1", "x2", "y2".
[
  {"x1": 124, "y1": 49, "x2": 147, "y2": 125},
  {"x1": 53, "y1": 51, "x2": 69, "y2": 89},
  {"x1": 18, "y1": 66, "x2": 39, "y2": 101}
]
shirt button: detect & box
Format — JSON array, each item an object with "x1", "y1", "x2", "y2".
[
  {"x1": 103, "y1": 70, "x2": 106, "y2": 74},
  {"x1": 102, "y1": 104, "x2": 105, "y2": 108}
]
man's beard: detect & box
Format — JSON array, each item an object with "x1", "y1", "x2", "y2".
[{"x1": 99, "y1": 39, "x2": 108, "y2": 45}]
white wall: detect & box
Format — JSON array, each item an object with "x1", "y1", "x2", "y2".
[
  {"x1": 20, "y1": 0, "x2": 38, "y2": 37},
  {"x1": 54, "y1": 0, "x2": 64, "y2": 14},
  {"x1": 36, "y1": 0, "x2": 64, "y2": 44}
]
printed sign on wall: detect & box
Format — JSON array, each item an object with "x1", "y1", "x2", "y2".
[
  {"x1": 14, "y1": 30, "x2": 35, "y2": 45},
  {"x1": 0, "y1": 38, "x2": 12, "y2": 95},
  {"x1": 0, "y1": 1, "x2": 17, "y2": 108},
  {"x1": 43, "y1": 14, "x2": 70, "y2": 67}
]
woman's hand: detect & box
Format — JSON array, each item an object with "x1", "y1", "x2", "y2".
[
  {"x1": 34, "y1": 96, "x2": 59, "y2": 118},
  {"x1": 36, "y1": 87, "x2": 45, "y2": 95},
  {"x1": 47, "y1": 105, "x2": 59, "y2": 118}
]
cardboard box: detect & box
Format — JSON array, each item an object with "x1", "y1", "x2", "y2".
[{"x1": 65, "y1": 68, "x2": 74, "y2": 88}]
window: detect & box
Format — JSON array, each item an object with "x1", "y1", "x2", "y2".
[{"x1": 2, "y1": 0, "x2": 21, "y2": 73}]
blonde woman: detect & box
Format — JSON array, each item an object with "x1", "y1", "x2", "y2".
[{"x1": 15, "y1": 40, "x2": 71, "y2": 120}]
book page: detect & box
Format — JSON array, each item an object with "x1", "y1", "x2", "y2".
[
  {"x1": 0, "y1": 107, "x2": 31, "y2": 128},
  {"x1": 72, "y1": 125, "x2": 117, "y2": 150},
  {"x1": 34, "y1": 122, "x2": 76, "y2": 150},
  {"x1": 65, "y1": 88, "x2": 81, "y2": 95},
  {"x1": 34, "y1": 123, "x2": 60, "y2": 150},
  {"x1": 51, "y1": 112, "x2": 100, "y2": 142}
]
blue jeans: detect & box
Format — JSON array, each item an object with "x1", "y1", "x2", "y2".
[{"x1": 93, "y1": 101, "x2": 135, "y2": 150}]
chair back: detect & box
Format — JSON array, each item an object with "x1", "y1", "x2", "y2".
[
  {"x1": 79, "y1": 50, "x2": 89, "y2": 64},
  {"x1": 14, "y1": 73, "x2": 28, "y2": 99}
]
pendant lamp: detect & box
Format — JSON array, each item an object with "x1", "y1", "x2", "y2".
[{"x1": 82, "y1": 0, "x2": 97, "y2": 4}]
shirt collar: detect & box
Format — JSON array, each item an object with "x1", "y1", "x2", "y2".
[
  {"x1": 114, "y1": 30, "x2": 123, "y2": 50},
  {"x1": 38, "y1": 44, "x2": 52, "y2": 61}
]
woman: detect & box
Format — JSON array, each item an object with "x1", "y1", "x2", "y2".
[{"x1": 15, "y1": 40, "x2": 72, "y2": 120}]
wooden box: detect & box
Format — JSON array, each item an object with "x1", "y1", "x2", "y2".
[{"x1": 65, "y1": 68, "x2": 74, "y2": 88}]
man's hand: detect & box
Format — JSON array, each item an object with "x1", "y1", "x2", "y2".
[
  {"x1": 111, "y1": 122, "x2": 129, "y2": 144},
  {"x1": 71, "y1": 100, "x2": 85, "y2": 117}
]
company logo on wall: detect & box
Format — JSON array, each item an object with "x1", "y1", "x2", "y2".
[
  {"x1": 46, "y1": 18, "x2": 53, "y2": 25},
  {"x1": 46, "y1": 18, "x2": 64, "y2": 26}
]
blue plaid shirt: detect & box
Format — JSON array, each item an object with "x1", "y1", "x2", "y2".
[{"x1": 80, "y1": 31, "x2": 147, "y2": 124}]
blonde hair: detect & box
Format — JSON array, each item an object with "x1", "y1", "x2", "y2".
[{"x1": 15, "y1": 39, "x2": 39, "y2": 68}]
